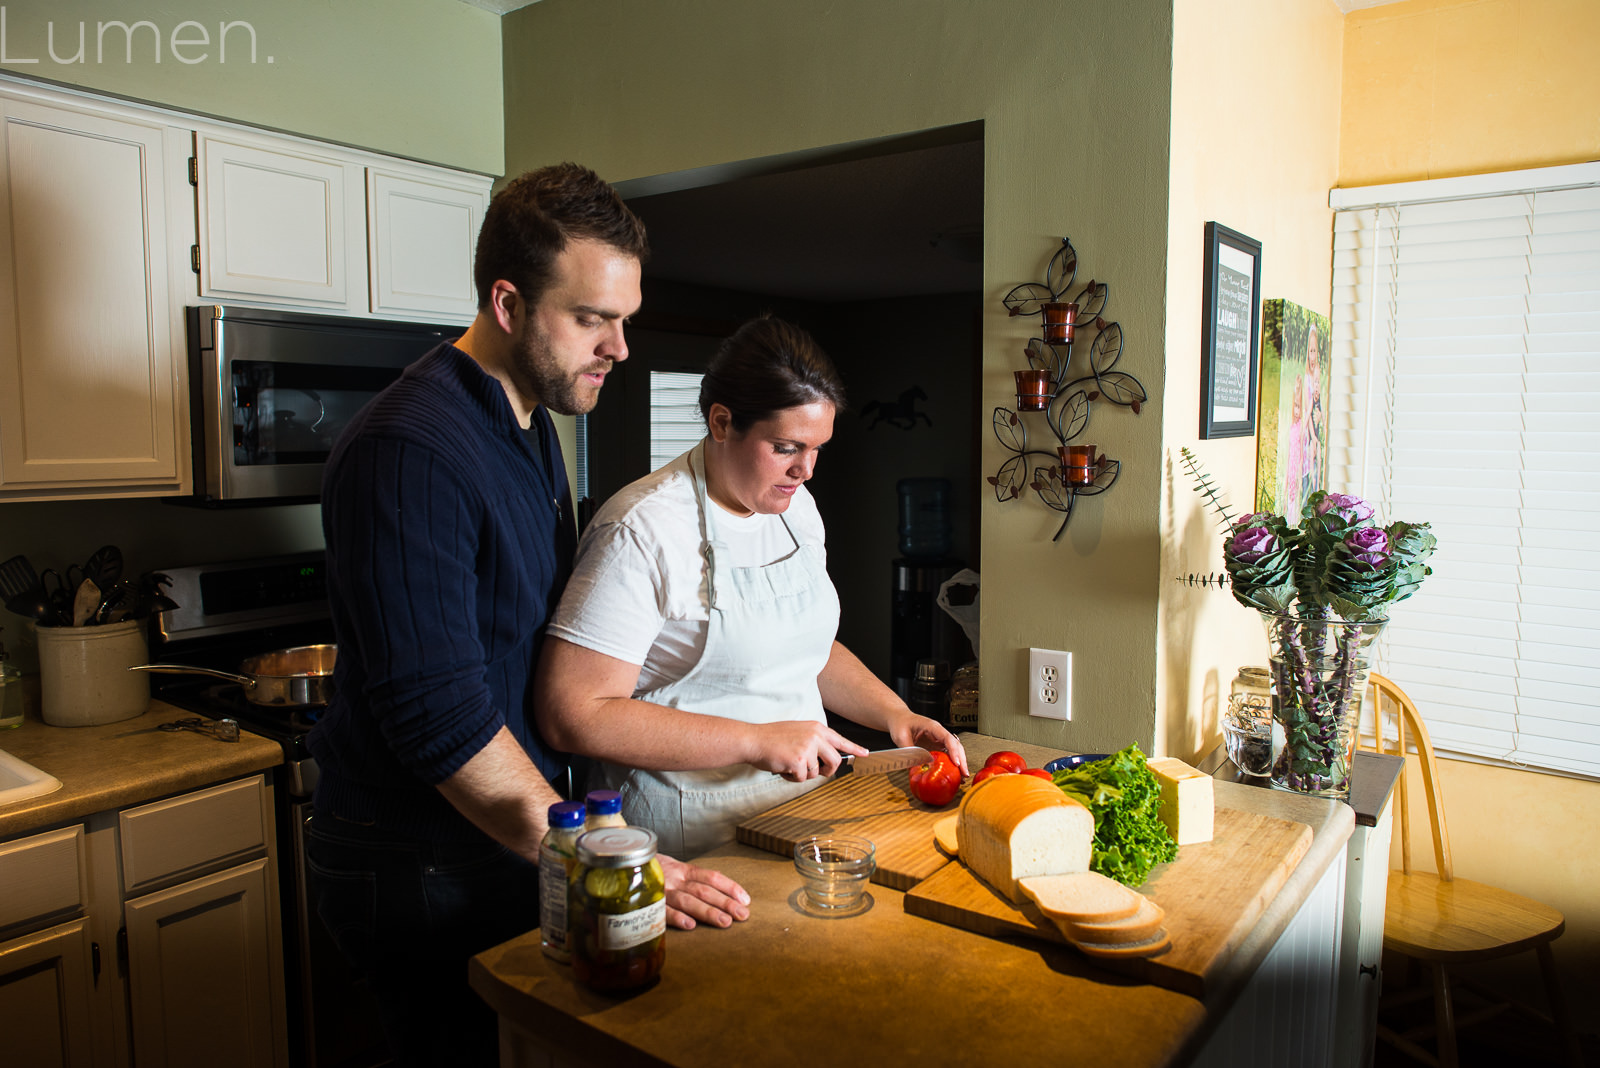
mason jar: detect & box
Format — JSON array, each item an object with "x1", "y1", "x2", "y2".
[
  {"x1": 1225, "y1": 666, "x2": 1274, "y2": 776},
  {"x1": 570, "y1": 826, "x2": 667, "y2": 992}
]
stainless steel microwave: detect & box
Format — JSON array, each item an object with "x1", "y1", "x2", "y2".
[{"x1": 185, "y1": 305, "x2": 456, "y2": 504}]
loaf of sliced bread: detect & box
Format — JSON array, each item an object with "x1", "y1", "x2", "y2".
[
  {"x1": 1017, "y1": 871, "x2": 1143, "y2": 925},
  {"x1": 1146, "y1": 756, "x2": 1214, "y2": 845},
  {"x1": 957, "y1": 774, "x2": 1093, "y2": 903},
  {"x1": 932, "y1": 813, "x2": 960, "y2": 857},
  {"x1": 1066, "y1": 894, "x2": 1166, "y2": 944}
]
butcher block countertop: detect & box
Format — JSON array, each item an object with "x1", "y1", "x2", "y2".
[
  {"x1": 0, "y1": 698, "x2": 282, "y2": 838},
  {"x1": 470, "y1": 734, "x2": 1355, "y2": 1068}
]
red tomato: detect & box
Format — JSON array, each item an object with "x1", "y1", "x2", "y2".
[
  {"x1": 909, "y1": 751, "x2": 961, "y2": 806},
  {"x1": 1021, "y1": 767, "x2": 1054, "y2": 780},
  {"x1": 970, "y1": 765, "x2": 1016, "y2": 786},
  {"x1": 983, "y1": 751, "x2": 1028, "y2": 774}
]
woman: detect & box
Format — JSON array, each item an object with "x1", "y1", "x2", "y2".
[{"x1": 537, "y1": 316, "x2": 968, "y2": 857}]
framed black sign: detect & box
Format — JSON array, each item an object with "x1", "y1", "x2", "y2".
[{"x1": 1200, "y1": 222, "x2": 1262, "y2": 439}]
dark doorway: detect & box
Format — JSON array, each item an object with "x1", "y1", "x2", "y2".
[{"x1": 583, "y1": 123, "x2": 984, "y2": 687}]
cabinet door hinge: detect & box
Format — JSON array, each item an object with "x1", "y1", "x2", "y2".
[
  {"x1": 191, "y1": 244, "x2": 201, "y2": 274},
  {"x1": 116, "y1": 926, "x2": 129, "y2": 977},
  {"x1": 188, "y1": 156, "x2": 198, "y2": 185}
]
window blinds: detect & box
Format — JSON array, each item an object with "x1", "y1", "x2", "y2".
[
  {"x1": 1329, "y1": 165, "x2": 1600, "y2": 779},
  {"x1": 648, "y1": 371, "x2": 706, "y2": 472}
]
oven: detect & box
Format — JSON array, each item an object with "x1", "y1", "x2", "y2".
[
  {"x1": 147, "y1": 551, "x2": 389, "y2": 1068},
  {"x1": 184, "y1": 305, "x2": 455, "y2": 505}
]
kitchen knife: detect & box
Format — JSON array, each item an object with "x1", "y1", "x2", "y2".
[{"x1": 834, "y1": 747, "x2": 931, "y2": 778}]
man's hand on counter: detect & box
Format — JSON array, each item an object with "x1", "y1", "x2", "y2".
[{"x1": 658, "y1": 854, "x2": 752, "y2": 930}]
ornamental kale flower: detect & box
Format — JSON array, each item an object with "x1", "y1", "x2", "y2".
[
  {"x1": 1310, "y1": 491, "x2": 1375, "y2": 529},
  {"x1": 1227, "y1": 523, "x2": 1280, "y2": 564},
  {"x1": 1343, "y1": 526, "x2": 1391, "y2": 571},
  {"x1": 1222, "y1": 513, "x2": 1297, "y2": 613}
]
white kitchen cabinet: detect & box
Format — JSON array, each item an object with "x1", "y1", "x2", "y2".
[
  {"x1": 368, "y1": 167, "x2": 489, "y2": 320},
  {"x1": 124, "y1": 858, "x2": 282, "y2": 1068},
  {"x1": 0, "y1": 823, "x2": 97, "y2": 1067},
  {"x1": 0, "y1": 774, "x2": 285, "y2": 1068},
  {"x1": 0, "y1": 95, "x2": 191, "y2": 500},
  {"x1": 196, "y1": 133, "x2": 366, "y2": 311},
  {"x1": 0, "y1": 917, "x2": 97, "y2": 1067},
  {"x1": 1334, "y1": 791, "x2": 1396, "y2": 1068}
]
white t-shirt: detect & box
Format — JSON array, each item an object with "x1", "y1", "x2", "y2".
[{"x1": 547, "y1": 449, "x2": 828, "y2": 693}]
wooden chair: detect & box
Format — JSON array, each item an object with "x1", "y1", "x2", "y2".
[{"x1": 1363, "y1": 672, "x2": 1583, "y2": 1068}]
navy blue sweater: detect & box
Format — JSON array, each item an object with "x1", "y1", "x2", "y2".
[{"x1": 310, "y1": 342, "x2": 575, "y2": 842}]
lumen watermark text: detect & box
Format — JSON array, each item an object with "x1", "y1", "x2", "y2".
[{"x1": 0, "y1": 8, "x2": 272, "y2": 66}]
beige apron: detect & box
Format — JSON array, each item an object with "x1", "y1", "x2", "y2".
[{"x1": 593, "y1": 442, "x2": 840, "y2": 858}]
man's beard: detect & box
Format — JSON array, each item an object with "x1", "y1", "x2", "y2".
[{"x1": 515, "y1": 323, "x2": 602, "y2": 417}]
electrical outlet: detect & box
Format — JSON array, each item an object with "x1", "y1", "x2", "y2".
[{"x1": 1028, "y1": 648, "x2": 1072, "y2": 720}]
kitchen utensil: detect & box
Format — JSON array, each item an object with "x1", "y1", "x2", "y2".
[
  {"x1": 0, "y1": 554, "x2": 41, "y2": 602},
  {"x1": 82, "y1": 544, "x2": 124, "y2": 588},
  {"x1": 128, "y1": 644, "x2": 337, "y2": 708},
  {"x1": 40, "y1": 569, "x2": 74, "y2": 626},
  {"x1": 159, "y1": 715, "x2": 241, "y2": 742},
  {"x1": 93, "y1": 581, "x2": 138, "y2": 625},
  {"x1": 834, "y1": 746, "x2": 931, "y2": 778},
  {"x1": 793, "y1": 834, "x2": 875, "y2": 914},
  {"x1": 72, "y1": 578, "x2": 102, "y2": 627},
  {"x1": 903, "y1": 804, "x2": 1313, "y2": 998},
  {"x1": 5, "y1": 589, "x2": 55, "y2": 622}
]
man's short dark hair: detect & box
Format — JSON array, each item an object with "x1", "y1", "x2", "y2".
[{"x1": 473, "y1": 162, "x2": 649, "y2": 309}]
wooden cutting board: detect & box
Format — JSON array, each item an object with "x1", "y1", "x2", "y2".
[
  {"x1": 903, "y1": 804, "x2": 1312, "y2": 998},
  {"x1": 735, "y1": 768, "x2": 952, "y2": 890}
]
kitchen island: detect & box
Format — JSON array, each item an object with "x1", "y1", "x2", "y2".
[{"x1": 470, "y1": 736, "x2": 1357, "y2": 1068}]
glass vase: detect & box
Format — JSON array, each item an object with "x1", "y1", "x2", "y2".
[{"x1": 1259, "y1": 611, "x2": 1387, "y2": 801}]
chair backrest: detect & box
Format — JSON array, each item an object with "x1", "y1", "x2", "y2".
[{"x1": 1364, "y1": 672, "x2": 1454, "y2": 881}]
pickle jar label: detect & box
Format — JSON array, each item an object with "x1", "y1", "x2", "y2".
[{"x1": 598, "y1": 898, "x2": 667, "y2": 951}]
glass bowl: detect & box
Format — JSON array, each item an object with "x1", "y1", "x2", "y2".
[{"x1": 792, "y1": 835, "x2": 875, "y2": 913}]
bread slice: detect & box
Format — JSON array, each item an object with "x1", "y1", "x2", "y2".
[
  {"x1": 1072, "y1": 929, "x2": 1172, "y2": 960},
  {"x1": 1018, "y1": 871, "x2": 1142, "y2": 925},
  {"x1": 957, "y1": 775, "x2": 1093, "y2": 903},
  {"x1": 1146, "y1": 756, "x2": 1214, "y2": 845},
  {"x1": 1066, "y1": 895, "x2": 1166, "y2": 944},
  {"x1": 932, "y1": 813, "x2": 960, "y2": 857}
]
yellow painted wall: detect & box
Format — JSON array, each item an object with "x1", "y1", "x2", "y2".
[
  {"x1": 1340, "y1": 0, "x2": 1600, "y2": 186},
  {"x1": 1342, "y1": 0, "x2": 1600, "y2": 1016},
  {"x1": 1157, "y1": 0, "x2": 1345, "y2": 764},
  {"x1": 502, "y1": 0, "x2": 1178, "y2": 756},
  {"x1": 0, "y1": 0, "x2": 503, "y2": 173}
]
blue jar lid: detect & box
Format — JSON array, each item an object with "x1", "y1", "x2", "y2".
[
  {"x1": 585, "y1": 789, "x2": 623, "y2": 816},
  {"x1": 547, "y1": 801, "x2": 585, "y2": 829}
]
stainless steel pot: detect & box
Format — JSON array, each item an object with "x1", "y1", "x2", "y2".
[{"x1": 130, "y1": 644, "x2": 337, "y2": 708}]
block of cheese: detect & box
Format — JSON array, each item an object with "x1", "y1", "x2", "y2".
[
  {"x1": 1146, "y1": 756, "x2": 1214, "y2": 845},
  {"x1": 956, "y1": 774, "x2": 1093, "y2": 903}
]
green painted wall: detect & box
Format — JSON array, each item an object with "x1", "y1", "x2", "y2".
[
  {"x1": 0, "y1": 0, "x2": 503, "y2": 173},
  {"x1": 503, "y1": 0, "x2": 1177, "y2": 754}
]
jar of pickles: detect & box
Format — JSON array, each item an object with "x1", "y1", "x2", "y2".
[{"x1": 570, "y1": 826, "x2": 667, "y2": 992}]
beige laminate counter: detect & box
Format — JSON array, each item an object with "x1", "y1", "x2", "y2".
[
  {"x1": 0, "y1": 700, "x2": 283, "y2": 838},
  {"x1": 470, "y1": 734, "x2": 1355, "y2": 1068}
]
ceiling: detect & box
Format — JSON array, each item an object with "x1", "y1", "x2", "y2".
[{"x1": 620, "y1": 138, "x2": 984, "y2": 303}]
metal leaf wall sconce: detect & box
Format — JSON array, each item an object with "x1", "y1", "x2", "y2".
[{"x1": 989, "y1": 237, "x2": 1146, "y2": 541}]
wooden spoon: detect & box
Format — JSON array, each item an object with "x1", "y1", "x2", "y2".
[{"x1": 72, "y1": 578, "x2": 101, "y2": 627}]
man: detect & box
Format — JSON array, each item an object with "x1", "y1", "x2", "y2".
[{"x1": 308, "y1": 163, "x2": 750, "y2": 1067}]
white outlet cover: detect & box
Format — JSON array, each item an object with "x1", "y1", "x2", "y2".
[{"x1": 1028, "y1": 648, "x2": 1072, "y2": 720}]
